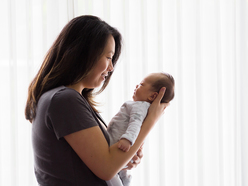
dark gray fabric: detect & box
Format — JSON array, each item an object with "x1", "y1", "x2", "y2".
[{"x1": 32, "y1": 86, "x2": 109, "y2": 186}]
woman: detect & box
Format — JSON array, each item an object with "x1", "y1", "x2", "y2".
[{"x1": 25, "y1": 15, "x2": 168, "y2": 186}]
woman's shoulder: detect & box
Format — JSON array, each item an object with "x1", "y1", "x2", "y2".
[
  {"x1": 51, "y1": 86, "x2": 82, "y2": 100},
  {"x1": 53, "y1": 86, "x2": 89, "y2": 105},
  {"x1": 41, "y1": 86, "x2": 75, "y2": 99},
  {"x1": 40, "y1": 86, "x2": 89, "y2": 109}
]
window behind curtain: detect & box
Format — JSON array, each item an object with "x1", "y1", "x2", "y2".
[{"x1": 0, "y1": 0, "x2": 247, "y2": 185}]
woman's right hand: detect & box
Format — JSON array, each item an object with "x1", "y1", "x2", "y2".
[{"x1": 147, "y1": 87, "x2": 170, "y2": 124}]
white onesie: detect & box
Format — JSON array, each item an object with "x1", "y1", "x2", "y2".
[{"x1": 106, "y1": 101, "x2": 150, "y2": 186}]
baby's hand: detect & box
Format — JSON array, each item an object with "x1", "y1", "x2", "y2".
[{"x1": 118, "y1": 138, "x2": 131, "y2": 152}]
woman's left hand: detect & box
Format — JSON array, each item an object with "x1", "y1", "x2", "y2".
[{"x1": 123, "y1": 143, "x2": 144, "y2": 170}]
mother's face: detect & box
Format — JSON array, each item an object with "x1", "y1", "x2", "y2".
[{"x1": 82, "y1": 35, "x2": 115, "y2": 89}]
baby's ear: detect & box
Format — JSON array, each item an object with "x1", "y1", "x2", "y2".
[{"x1": 148, "y1": 92, "x2": 158, "y2": 102}]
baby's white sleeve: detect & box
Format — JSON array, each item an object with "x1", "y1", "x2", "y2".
[{"x1": 120, "y1": 102, "x2": 150, "y2": 145}]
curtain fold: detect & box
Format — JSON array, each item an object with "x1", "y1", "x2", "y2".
[{"x1": 0, "y1": 0, "x2": 247, "y2": 185}]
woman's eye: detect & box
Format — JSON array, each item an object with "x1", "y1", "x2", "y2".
[{"x1": 107, "y1": 57, "x2": 112, "y2": 60}]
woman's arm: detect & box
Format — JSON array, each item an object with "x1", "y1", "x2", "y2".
[{"x1": 64, "y1": 87, "x2": 168, "y2": 180}]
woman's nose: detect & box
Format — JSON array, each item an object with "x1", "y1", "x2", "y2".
[{"x1": 108, "y1": 62, "x2": 114, "y2": 72}]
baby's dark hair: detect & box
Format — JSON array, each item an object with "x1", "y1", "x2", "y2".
[{"x1": 151, "y1": 72, "x2": 175, "y2": 103}]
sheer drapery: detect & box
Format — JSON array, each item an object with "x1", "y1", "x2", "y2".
[{"x1": 0, "y1": 0, "x2": 247, "y2": 185}]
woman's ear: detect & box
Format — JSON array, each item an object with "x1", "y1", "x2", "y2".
[{"x1": 148, "y1": 92, "x2": 158, "y2": 102}]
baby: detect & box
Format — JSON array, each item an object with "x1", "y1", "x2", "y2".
[{"x1": 106, "y1": 72, "x2": 175, "y2": 186}]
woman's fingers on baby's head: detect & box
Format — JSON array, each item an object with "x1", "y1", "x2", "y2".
[{"x1": 154, "y1": 87, "x2": 166, "y2": 103}]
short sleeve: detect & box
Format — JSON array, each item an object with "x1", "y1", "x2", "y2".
[{"x1": 47, "y1": 88, "x2": 98, "y2": 139}]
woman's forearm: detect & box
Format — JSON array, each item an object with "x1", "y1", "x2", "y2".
[{"x1": 106, "y1": 116, "x2": 156, "y2": 177}]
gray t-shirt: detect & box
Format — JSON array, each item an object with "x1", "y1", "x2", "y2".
[{"x1": 32, "y1": 86, "x2": 109, "y2": 186}]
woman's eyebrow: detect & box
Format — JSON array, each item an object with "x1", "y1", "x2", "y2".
[{"x1": 108, "y1": 51, "x2": 115, "y2": 55}]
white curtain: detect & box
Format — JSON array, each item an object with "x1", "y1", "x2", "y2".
[{"x1": 0, "y1": 0, "x2": 247, "y2": 185}]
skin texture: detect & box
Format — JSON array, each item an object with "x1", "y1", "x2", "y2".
[{"x1": 64, "y1": 36, "x2": 169, "y2": 180}]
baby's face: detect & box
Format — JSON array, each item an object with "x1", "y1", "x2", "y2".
[{"x1": 133, "y1": 74, "x2": 156, "y2": 102}]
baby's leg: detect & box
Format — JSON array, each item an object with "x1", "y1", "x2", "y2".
[
  {"x1": 119, "y1": 170, "x2": 132, "y2": 186},
  {"x1": 106, "y1": 173, "x2": 124, "y2": 186}
]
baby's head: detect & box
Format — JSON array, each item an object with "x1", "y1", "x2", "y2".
[{"x1": 133, "y1": 72, "x2": 175, "y2": 103}]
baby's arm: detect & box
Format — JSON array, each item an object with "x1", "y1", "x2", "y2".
[
  {"x1": 119, "y1": 102, "x2": 150, "y2": 152},
  {"x1": 118, "y1": 138, "x2": 132, "y2": 152}
]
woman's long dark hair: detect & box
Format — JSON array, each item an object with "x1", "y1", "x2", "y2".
[{"x1": 25, "y1": 15, "x2": 122, "y2": 123}]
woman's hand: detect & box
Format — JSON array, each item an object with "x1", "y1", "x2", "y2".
[
  {"x1": 122, "y1": 143, "x2": 144, "y2": 170},
  {"x1": 147, "y1": 87, "x2": 170, "y2": 124}
]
